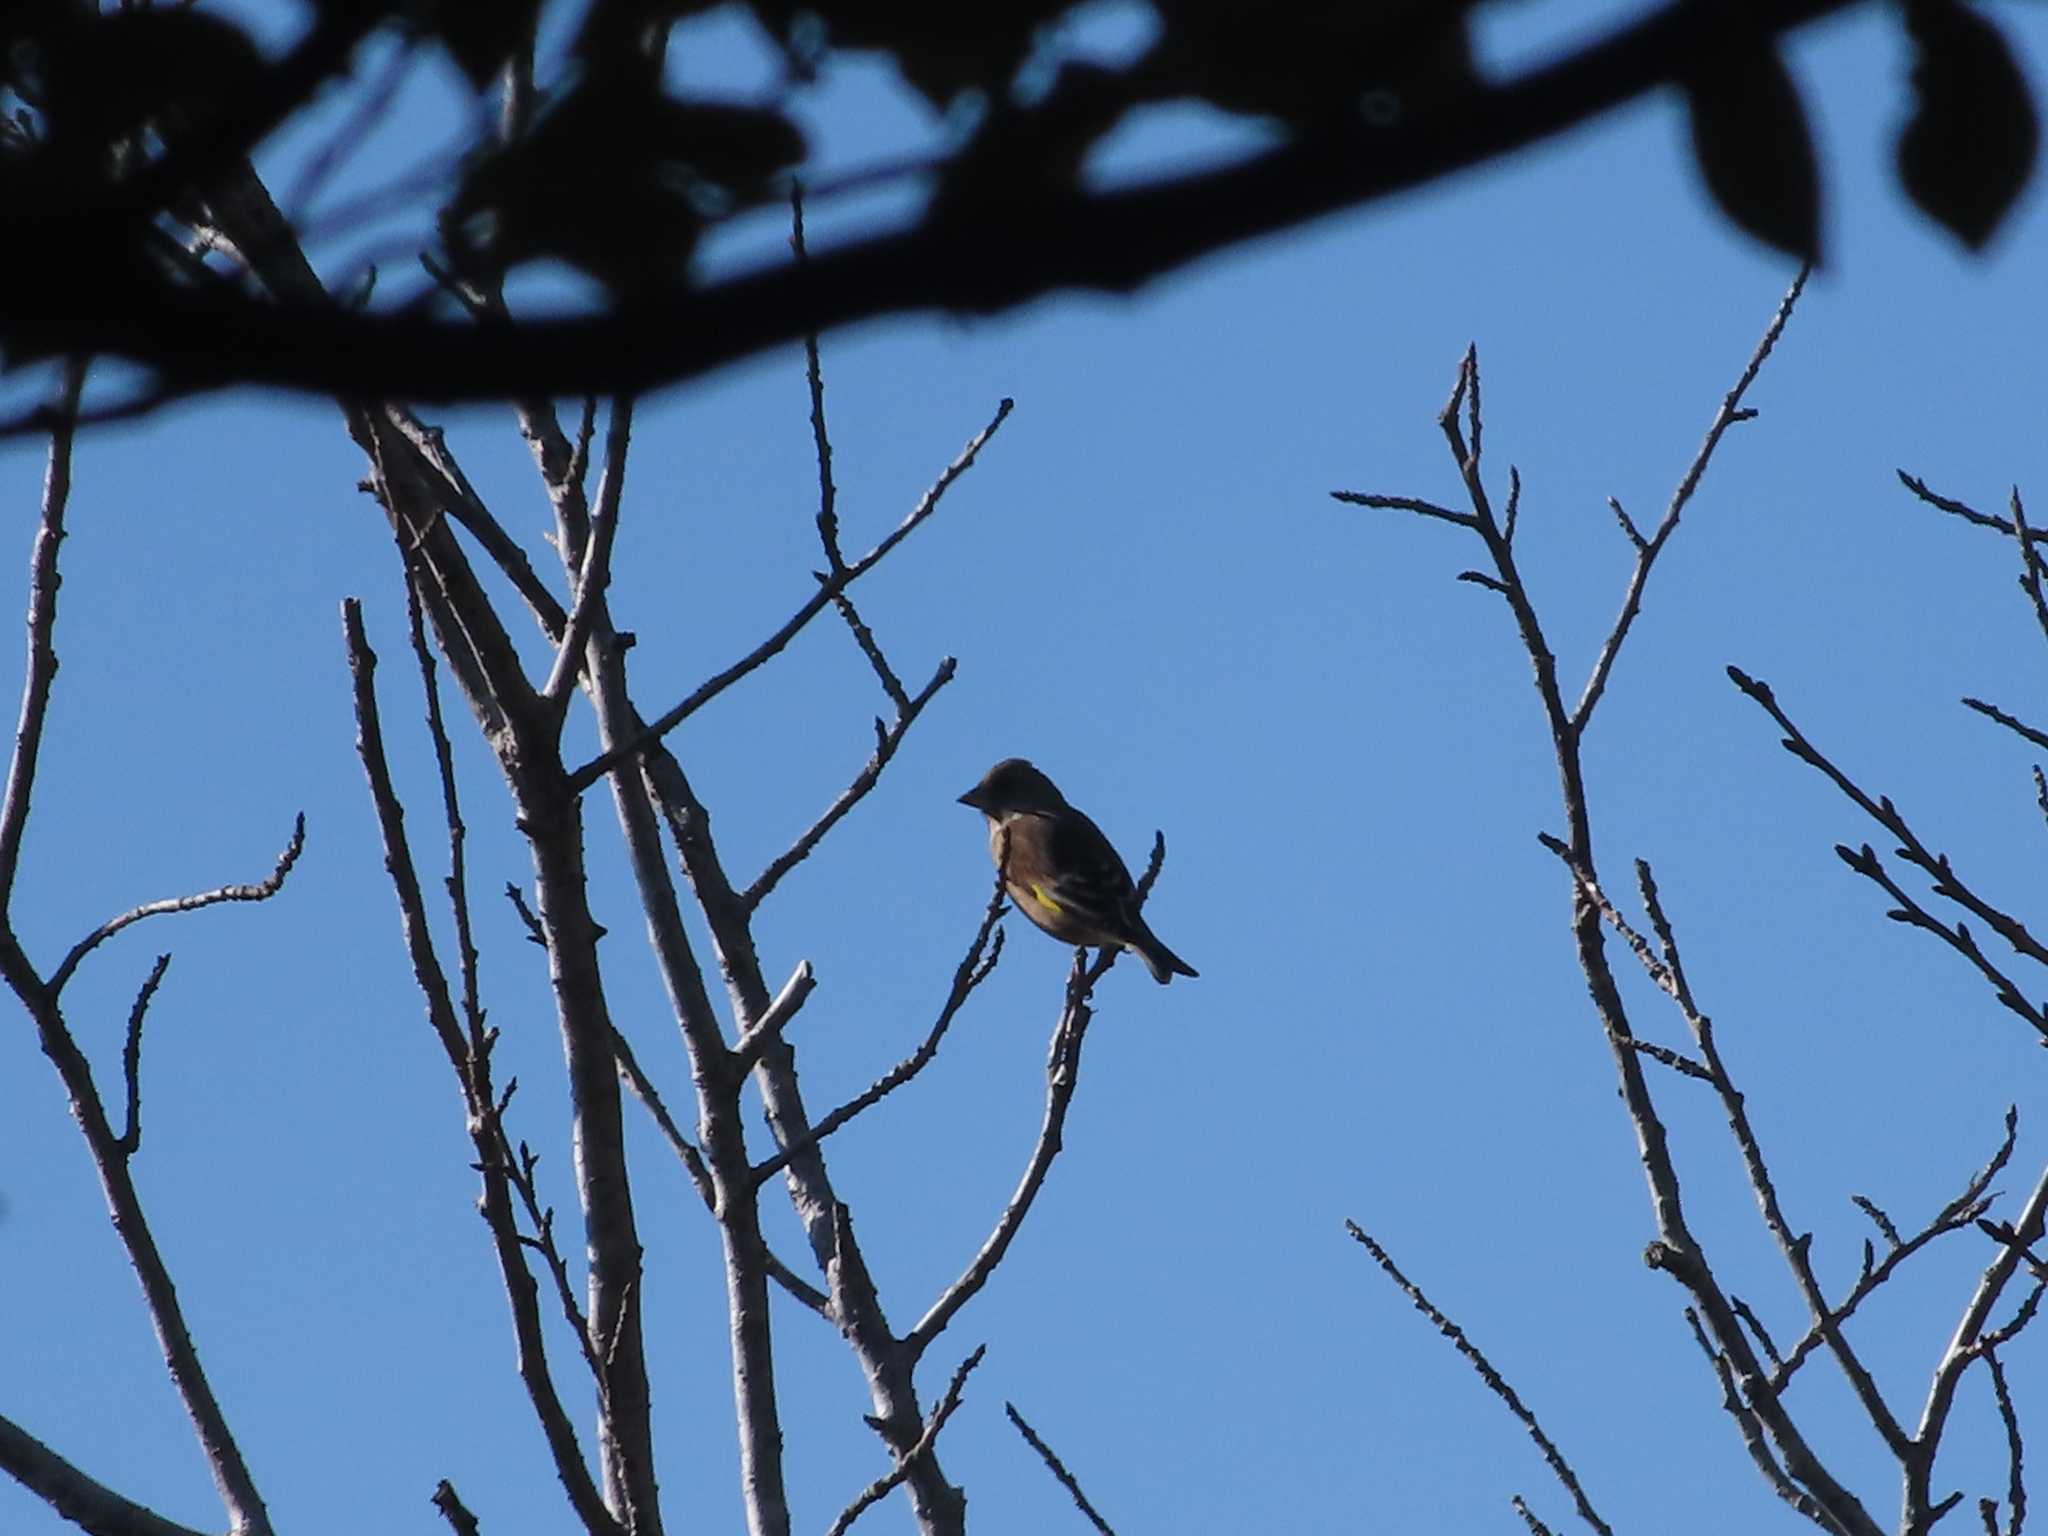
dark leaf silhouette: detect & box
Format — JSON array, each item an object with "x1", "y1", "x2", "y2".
[
  {"x1": 1682, "y1": 25, "x2": 1821, "y2": 262},
  {"x1": 442, "y1": 86, "x2": 805, "y2": 290},
  {"x1": 1898, "y1": 0, "x2": 2039, "y2": 249}
]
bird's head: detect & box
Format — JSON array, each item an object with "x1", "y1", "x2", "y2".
[{"x1": 958, "y1": 757, "x2": 1067, "y2": 816}]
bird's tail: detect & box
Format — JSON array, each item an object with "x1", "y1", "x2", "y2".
[{"x1": 1129, "y1": 921, "x2": 1198, "y2": 984}]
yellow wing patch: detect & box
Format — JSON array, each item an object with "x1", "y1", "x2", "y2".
[{"x1": 1030, "y1": 882, "x2": 1061, "y2": 913}]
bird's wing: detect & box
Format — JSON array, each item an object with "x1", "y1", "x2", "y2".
[{"x1": 1033, "y1": 811, "x2": 1140, "y2": 924}]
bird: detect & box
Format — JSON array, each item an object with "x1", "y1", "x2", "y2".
[{"x1": 957, "y1": 758, "x2": 1198, "y2": 984}]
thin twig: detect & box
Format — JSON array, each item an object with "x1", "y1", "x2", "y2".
[
  {"x1": 2009, "y1": 490, "x2": 2048, "y2": 654},
  {"x1": 1963, "y1": 697, "x2": 2048, "y2": 755},
  {"x1": 1347, "y1": 1221, "x2": 1612, "y2": 1536},
  {"x1": 609, "y1": 1025, "x2": 833, "y2": 1317},
  {"x1": 0, "y1": 358, "x2": 85, "y2": 912},
  {"x1": 430, "y1": 1477, "x2": 482, "y2": 1536},
  {"x1": 1571, "y1": 266, "x2": 1806, "y2": 736},
  {"x1": 1986, "y1": 1347, "x2": 2025, "y2": 1536},
  {"x1": 903, "y1": 837, "x2": 1162, "y2": 1363},
  {"x1": 48, "y1": 818, "x2": 306, "y2": 996},
  {"x1": 729, "y1": 960, "x2": 819, "y2": 1073},
  {"x1": 383, "y1": 405, "x2": 568, "y2": 638},
  {"x1": 1908, "y1": 1161, "x2": 2048, "y2": 1529},
  {"x1": 543, "y1": 396, "x2": 632, "y2": 702},
  {"x1": 831, "y1": 589, "x2": 910, "y2": 711},
  {"x1": 752, "y1": 864, "x2": 1008, "y2": 1186},
  {"x1": 1330, "y1": 490, "x2": 1477, "y2": 528},
  {"x1": 1771, "y1": 1110, "x2": 2014, "y2": 1392},
  {"x1": 115, "y1": 954, "x2": 173, "y2": 1158},
  {"x1": 824, "y1": 1346, "x2": 987, "y2": 1536},
  {"x1": 1728, "y1": 671, "x2": 2048, "y2": 1015},
  {"x1": 1004, "y1": 1402, "x2": 1119, "y2": 1536},
  {"x1": 565, "y1": 398, "x2": 1012, "y2": 792},
  {"x1": 403, "y1": 571, "x2": 487, "y2": 1060},
  {"x1": 502, "y1": 1136, "x2": 605, "y2": 1390},
  {"x1": 792, "y1": 185, "x2": 842, "y2": 573},
  {"x1": 741, "y1": 657, "x2": 956, "y2": 910},
  {"x1": 1682, "y1": 1310, "x2": 1840, "y2": 1531},
  {"x1": 1730, "y1": 1294, "x2": 1783, "y2": 1368}
]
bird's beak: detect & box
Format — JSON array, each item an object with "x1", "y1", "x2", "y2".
[{"x1": 957, "y1": 788, "x2": 984, "y2": 809}]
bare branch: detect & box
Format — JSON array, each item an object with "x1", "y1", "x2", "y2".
[
  {"x1": 826, "y1": 1346, "x2": 987, "y2": 1536},
  {"x1": 341, "y1": 600, "x2": 618, "y2": 1536},
  {"x1": 752, "y1": 865, "x2": 1008, "y2": 1187},
  {"x1": 1963, "y1": 697, "x2": 2048, "y2": 755},
  {"x1": 384, "y1": 404, "x2": 568, "y2": 639},
  {"x1": 609, "y1": 1028, "x2": 712, "y2": 1204},
  {"x1": 904, "y1": 929, "x2": 1120, "y2": 1363},
  {"x1": 431, "y1": 1478, "x2": 482, "y2": 1536},
  {"x1": 1352, "y1": 295, "x2": 1873, "y2": 1534},
  {"x1": 1571, "y1": 266, "x2": 1806, "y2": 736},
  {"x1": 792, "y1": 186, "x2": 843, "y2": 575},
  {"x1": 1852, "y1": 1195, "x2": 1903, "y2": 1249},
  {"x1": 1635, "y1": 859, "x2": 1910, "y2": 1455},
  {"x1": 543, "y1": 396, "x2": 632, "y2": 703},
  {"x1": 1511, "y1": 1495, "x2": 1559, "y2": 1536},
  {"x1": 1681, "y1": 1310, "x2": 1842, "y2": 1533},
  {"x1": 831, "y1": 589, "x2": 910, "y2": 711},
  {"x1": 1898, "y1": 472, "x2": 2020, "y2": 539},
  {"x1": 1004, "y1": 1402, "x2": 1119, "y2": 1536},
  {"x1": 500, "y1": 1137, "x2": 604, "y2": 1390},
  {"x1": 566, "y1": 399, "x2": 1012, "y2": 794},
  {"x1": 1730, "y1": 1295, "x2": 1783, "y2": 1369},
  {"x1": 0, "y1": 375, "x2": 278, "y2": 1536},
  {"x1": 1607, "y1": 495, "x2": 1646, "y2": 551},
  {"x1": 49, "y1": 816, "x2": 307, "y2": 996},
  {"x1": 1731, "y1": 667, "x2": 2048, "y2": 1036},
  {"x1": 1771, "y1": 1112, "x2": 2016, "y2": 1393},
  {"x1": 2009, "y1": 490, "x2": 2048, "y2": 654},
  {"x1": 730, "y1": 960, "x2": 819, "y2": 1073},
  {"x1": 403, "y1": 571, "x2": 487, "y2": 1058},
  {"x1": 1843, "y1": 839, "x2": 2048, "y2": 1039},
  {"x1": 608, "y1": 1026, "x2": 833, "y2": 1318},
  {"x1": 1908, "y1": 1160, "x2": 2048, "y2": 1529},
  {"x1": 114, "y1": 954, "x2": 172, "y2": 1159},
  {"x1": 0, "y1": 359, "x2": 84, "y2": 913},
  {"x1": 1985, "y1": 1348, "x2": 2024, "y2": 1536},
  {"x1": 1617, "y1": 1033, "x2": 1713, "y2": 1080},
  {"x1": 1347, "y1": 1220, "x2": 1612, "y2": 1536},
  {"x1": 741, "y1": 657, "x2": 957, "y2": 910},
  {"x1": 0, "y1": 1410, "x2": 213, "y2": 1536},
  {"x1": 1329, "y1": 489, "x2": 1478, "y2": 529}
]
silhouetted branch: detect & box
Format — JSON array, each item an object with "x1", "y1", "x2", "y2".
[
  {"x1": 341, "y1": 599, "x2": 619, "y2": 1536},
  {"x1": 1730, "y1": 666, "x2": 2048, "y2": 1041},
  {"x1": 1346, "y1": 1221, "x2": 1612, "y2": 1536},
  {"x1": 114, "y1": 954, "x2": 172, "y2": 1159},
  {"x1": 1964, "y1": 696, "x2": 2048, "y2": 755},
  {"x1": 431, "y1": 1478, "x2": 482, "y2": 1536},
  {"x1": 49, "y1": 815, "x2": 305, "y2": 996},
  {"x1": 1003, "y1": 1402, "x2": 1118, "y2": 1536},
  {"x1": 904, "y1": 837, "x2": 1162, "y2": 1364},
  {"x1": 566, "y1": 398, "x2": 1010, "y2": 793},
  {"x1": 825, "y1": 1347, "x2": 987, "y2": 1536},
  {"x1": 1571, "y1": 267, "x2": 1806, "y2": 735},
  {"x1": 2, "y1": 0, "x2": 1869, "y2": 419},
  {"x1": 751, "y1": 865, "x2": 1008, "y2": 1187},
  {"x1": 0, "y1": 1412, "x2": 213, "y2": 1536}
]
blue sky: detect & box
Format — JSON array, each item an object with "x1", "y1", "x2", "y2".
[{"x1": 5, "y1": 3, "x2": 2048, "y2": 1534}]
